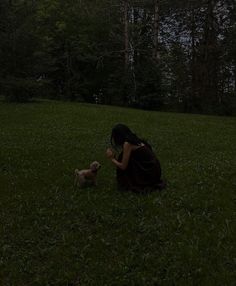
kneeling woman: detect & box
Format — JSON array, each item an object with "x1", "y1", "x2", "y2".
[{"x1": 106, "y1": 124, "x2": 165, "y2": 193}]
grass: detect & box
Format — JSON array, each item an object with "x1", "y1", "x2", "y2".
[{"x1": 0, "y1": 100, "x2": 236, "y2": 286}]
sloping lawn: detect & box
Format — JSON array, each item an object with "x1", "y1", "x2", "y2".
[{"x1": 0, "y1": 101, "x2": 236, "y2": 286}]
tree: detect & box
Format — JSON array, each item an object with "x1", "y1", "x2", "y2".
[{"x1": 0, "y1": 0, "x2": 235, "y2": 114}]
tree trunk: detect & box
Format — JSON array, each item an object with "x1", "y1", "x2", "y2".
[
  {"x1": 153, "y1": 0, "x2": 160, "y2": 61},
  {"x1": 65, "y1": 40, "x2": 73, "y2": 100},
  {"x1": 234, "y1": 65, "x2": 236, "y2": 95},
  {"x1": 123, "y1": 0, "x2": 129, "y2": 69},
  {"x1": 200, "y1": 0, "x2": 219, "y2": 105},
  {"x1": 190, "y1": 6, "x2": 197, "y2": 107}
]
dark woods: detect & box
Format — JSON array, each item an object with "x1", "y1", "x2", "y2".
[{"x1": 0, "y1": 0, "x2": 236, "y2": 115}]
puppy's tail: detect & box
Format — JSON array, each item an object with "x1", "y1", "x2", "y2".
[{"x1": 74, "y1": 169, "x2": 80, "y2": 190}]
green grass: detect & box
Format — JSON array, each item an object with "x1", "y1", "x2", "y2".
[{"x1": 0, "y1": 100, "x2": 236, "y2": 286}]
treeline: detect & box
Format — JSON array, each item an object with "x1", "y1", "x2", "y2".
[{"x1": 0, "y1": 0, "x2": 236, "y2": 115}]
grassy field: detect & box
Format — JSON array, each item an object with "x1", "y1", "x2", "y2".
[{"x1": 0, "y1": 100, "x2": 236, "y2": 286}]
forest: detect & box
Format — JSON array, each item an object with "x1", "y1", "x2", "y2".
[{"x1": 0, "y1": 0, "x2": 236, "y2": 115}]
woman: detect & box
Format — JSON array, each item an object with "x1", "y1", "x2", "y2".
[{"x1": 106, "y1": 124, "x2": 165, "y2": 193}]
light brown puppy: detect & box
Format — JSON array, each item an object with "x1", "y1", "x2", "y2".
[{"x1": 74, "y1": 161, "x2": 101, "y2": 188}]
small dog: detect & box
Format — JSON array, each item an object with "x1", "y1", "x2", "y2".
[{"x1": 74, "y1": 161, "x2": 101, "y2": 188}]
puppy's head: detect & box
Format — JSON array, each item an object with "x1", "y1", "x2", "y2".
[{"x1": 90, "y1": 161, "x2": 101, "y2": 172}]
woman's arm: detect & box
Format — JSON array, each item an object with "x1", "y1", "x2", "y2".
[{"x1": 107, "y1": 142, "x2": 133, "y2": 170}]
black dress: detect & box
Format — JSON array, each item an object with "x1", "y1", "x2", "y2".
[{"x1": 116, "y1": 145, "x2": 164, "y2": 193}]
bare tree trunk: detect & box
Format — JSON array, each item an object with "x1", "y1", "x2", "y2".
[
  {"x1": 153, "y1": 0, "x2": 160, "y2": 61},
  {"x1": 190, "y1": 7, "x2": 197, "y2": 105},
  {"x1": 65, "y1": 40, "x2": 73, "y2": 100},
  {"x1": 201, "y1": 0, "x2": 218, "y2": 105},
  {"x1": 123, "y1": 0, "x2": 129, "y2": 69},
  {"x1": 234, "y1": 65, "x2": 236, "y2": 95}
]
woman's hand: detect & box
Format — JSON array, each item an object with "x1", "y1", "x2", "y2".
[{"x1": 106, "y1": 148, "x2": 115, "y2": 159}]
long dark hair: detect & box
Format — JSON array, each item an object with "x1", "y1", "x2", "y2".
[{"x1": 111, "y1": 123, "x2": 151, "y2": 149}]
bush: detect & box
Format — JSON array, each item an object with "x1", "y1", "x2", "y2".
[
  {"x1": 1, "y1": 77, "x2": 53, "y2": 102},
  {"x1": 214, "y1": 95, "x2": 236, "y2": 116}
]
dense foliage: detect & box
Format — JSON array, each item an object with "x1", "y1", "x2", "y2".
[{"x1": 0, "y1": 0, "x2": 236, "y2": 114}]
